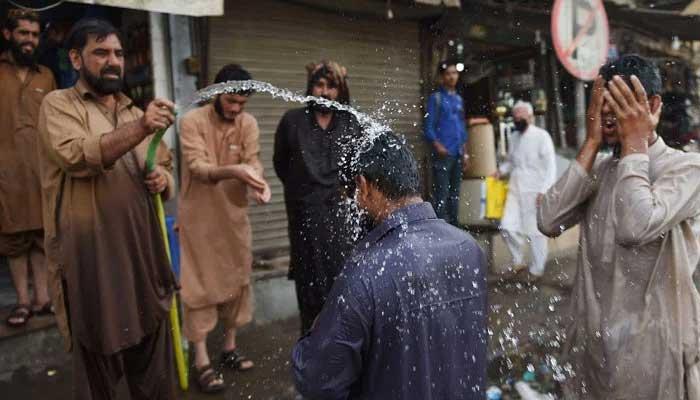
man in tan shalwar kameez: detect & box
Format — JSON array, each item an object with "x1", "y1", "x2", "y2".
[
  {"x1": 179, "y1": 64, "x2": 270, "y2": 393},
  {"x1": 38, "y1": 19, "x2": 178, "y2": 400},
  {"x1": 538, "y1": 55, "x2": 700, "y2": 399},
  {"x1": 0, "y1": 9, "x2": 56, "y2": 327}
]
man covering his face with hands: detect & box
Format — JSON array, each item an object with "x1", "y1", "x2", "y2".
[{"x1": 538, "y1": 54, "x2": 700, "y2": 398}]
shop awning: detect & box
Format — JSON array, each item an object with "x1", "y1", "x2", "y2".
[
  {"x1": 606, "y1": 4, "x2": 700, "y2": 41},
  {"x1": 683, "y1": 0, "x2": 700, "y2": 15},
  {"x1": 414, "y1": 0, "x2": 460, "y2": 7},
  {"x1": 66, "y1": 0, "x2": 223, "y2": 16}
]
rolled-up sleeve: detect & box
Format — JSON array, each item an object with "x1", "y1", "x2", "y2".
[
  {"x1": 38, "y1": 93, "x2": 106, "y2": 177},
  {"x1": 292, "y1": 276, "x2": 372, "y2": 400},
  {"x1": 538, "y1": 160, "x2": 596, "y2": 237},
  {"x1": 612, "y1": 153, "x2": 700, "y2": 246},
  {"x1": 179, "y1": 112, "x2": 215, "y2": 182}
]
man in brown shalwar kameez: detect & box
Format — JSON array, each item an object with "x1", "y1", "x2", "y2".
[
  {"x1": 1, "y1": 9, "x2": 56, "y2": 327},
  {"x1": 37, "y1": 18, "x2": 178, "y2": 400},
  {"x1": 538, "y1": 55, "x2": 700, "y2": 399},
  {"x1": 179, "y1": 64, "x2": 270, "y2": 393}
]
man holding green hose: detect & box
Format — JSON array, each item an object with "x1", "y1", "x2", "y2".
[{"x1": 37, "y1": 18, "x2": 178, "y2": 400}]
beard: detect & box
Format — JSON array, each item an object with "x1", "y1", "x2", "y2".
[
  {"x1": 9, "y1": 39, "x2": 37, "y2": 67},
  {"x1": 308, "y1": 96, "x2": 334, "y2": 114},
  {"x1": 214, "y1": 97, "x2": 236, "y2": 121},
  {"x1": 82, "y1": 64, "x2": 123, "y2": 96}
]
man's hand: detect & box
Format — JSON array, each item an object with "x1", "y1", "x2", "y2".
[
  {"x1": 433, "y1": 141, "x2": 449, "y2": 158},
  {"x1": 585, "y1": 76, "x2": 606, "y2": 148},
  {"x1": 250, "y1": 181, "x2": 272, "y2": 205},
  {"x1": 141, "y1": 98, "x2": 176, "y2": 133},
  {"x1": 145, "y1": 166, "x2": 168, "y2": 194},
  {"x1": 536, "y1": 193, "x2": 544, "y2": 207},
  {"x1": 603, "y1": 75, "x2": 661, "y2": 155},
  {"x1": 232, "y1": 164, "x2": 267, "y2": 191},
  {"x1": 576, "y1": 76, "x2": 605, "y2": 173}
]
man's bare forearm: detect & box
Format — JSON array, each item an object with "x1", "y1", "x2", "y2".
[
  {"x1": 208, "y1": 165, "x2": 238, "y2": 182},
  {"x1": 99, "y1": 120, "x2": 149, "y2": 166}
]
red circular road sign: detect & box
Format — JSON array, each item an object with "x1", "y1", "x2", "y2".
[{"x1": 552, "y1": 0, "x2": 610, "y2": 81}]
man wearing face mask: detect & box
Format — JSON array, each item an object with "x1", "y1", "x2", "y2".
[
  {"x1": 292, "y1": 132, "x2": 487, "y2": 400},
  {"x1": 178, "y1": 64, "x2": 271, "y2": 393},
  {"x1": 0, "y1": 9, "x2": 56, "y2": 328},
  {"x1": 38, "y1": 18, "x2": 178, "y2": 399},
  {"x1": 274, "y1": 60, "x2": 362, "y2": 335},
  {"x1": 539, "y1": 55, "x2": 700, "y2": 398},
  {"x1": 495, "y1": 101, "x2": 556, "y2": 281}
]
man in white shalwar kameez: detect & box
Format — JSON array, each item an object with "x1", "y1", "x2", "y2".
[
  {"x1": 538, "y1": 55, "x2": 700, "y2": 399},
  {"x1": 498, "y1": 101, "x2": 556, "y2": 278}
]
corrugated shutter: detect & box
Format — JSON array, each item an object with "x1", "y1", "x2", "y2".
[{"x1": 208, "y1": 0, "x2": 423, "y2": 255}]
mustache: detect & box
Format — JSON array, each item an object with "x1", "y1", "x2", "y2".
[{"x1": 100, "y1": 66, "x2": 122, "y2": 77}]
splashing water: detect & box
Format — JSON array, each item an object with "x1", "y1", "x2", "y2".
[
  {"x1": 184, "y1": 79, "x2": 390, "y2": 152},
  {"x1": 180, "y1": 80, "x2": 571, "y2": 395},
  {"x1": 181, "y1": 79, "x2": 393, "y2": 240}
]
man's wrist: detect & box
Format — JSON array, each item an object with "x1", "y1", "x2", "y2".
[{"x1": 620, "y1": 136, "x2": 648, "y2": 157}]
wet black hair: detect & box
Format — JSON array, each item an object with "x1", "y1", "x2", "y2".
[
  {"x1": 65, "y1": 18, "x2": 122, "y2": 53},
  {"x1": 352, "y1": 132, "x2": 421, "y2": 201},
  {"x1": 599, "y1": 54, "x2": 662, "y2": 96},
  {"x1": 437, "y1": 59, "x2": 458, "y2": 75},
  {"x1": 214, "y1": 63, "x2": 253, "y2": 96}
]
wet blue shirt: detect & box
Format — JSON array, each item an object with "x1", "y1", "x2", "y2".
[
  {"x1": 292, "y1": 202, "x2": 488, "y2": 400},
  {"x1": 424, "y1": 87, "x2": 468, "y2": 156}
]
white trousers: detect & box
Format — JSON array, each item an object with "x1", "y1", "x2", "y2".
[{"x1": 502, "y1": 230, "x2": 548, "y2": 277}]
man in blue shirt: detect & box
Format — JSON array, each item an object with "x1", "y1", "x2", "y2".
[
  {"x1": 292, "y1": 132, "x2": 487, "y2": 400},
  {"x1": 425, "y1": 60, "x2": 469, "y2": 226}
]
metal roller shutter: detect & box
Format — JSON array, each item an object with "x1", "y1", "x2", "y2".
[{"x1": 208, "y1": 0, "x2": 423, "y2": 255}]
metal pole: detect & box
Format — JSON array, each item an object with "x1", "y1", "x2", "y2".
[
  {"x1": 575, "y1": 79, "x2": 587, "y2": 148},
  {"x1": 549, "y1": 52, "x2": 567, "y2": 148}
]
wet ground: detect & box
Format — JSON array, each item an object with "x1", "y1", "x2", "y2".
[{"x1": 0, "y1": 255, "x2": 576, "y2": 399}]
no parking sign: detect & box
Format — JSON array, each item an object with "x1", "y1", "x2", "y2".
[{"x1": 552, "y1": 0, "x2": 610, "y2": 81}]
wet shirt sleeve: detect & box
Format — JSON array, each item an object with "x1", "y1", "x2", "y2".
[
  {"x1": 38, "y1": 93, "x2": 107, "y2": 178},
  {"x1": 612, "y1": 153, "x2": 700, "y2": 246},
  {"x1": 538, "y1": 159, "x2": 596, "y2": 237},
  {"x1": 424, "y1": 93, "x2": 438, "y2": 144},
  {"x1": 273, "y1": 112, "x2": 291, "y2": 184},
  {"x1": 292, "y1": 275, "x2": 372, "y2": 400}
]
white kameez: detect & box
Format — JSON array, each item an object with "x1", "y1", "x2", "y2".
[{"x1": 499, "y1": 125, "x2": 557, "y2": 236}]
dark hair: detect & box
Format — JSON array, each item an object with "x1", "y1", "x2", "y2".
[
  {"x1": 4, "y1": 9, "x2": 41, "y2": 32},
  {"x1": 214, "y1": 63, "x2": 253, "y2": 95},
  {"x1": 437, "y1": 59, "x2": 458, "y2": 75},
  {"x1": 599, "y1": 54, "x2": 662, "y2": 96},
  {"x1": 352, "y1": 132, "x2": 421, "y2": 201},
  {"x1": 65, "y1": 18, "x2": 122, "y2": 53}
]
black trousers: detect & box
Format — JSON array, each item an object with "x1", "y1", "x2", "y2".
[{"x1": 294, "y1": 277, "x2": 332, "y2": 335}]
